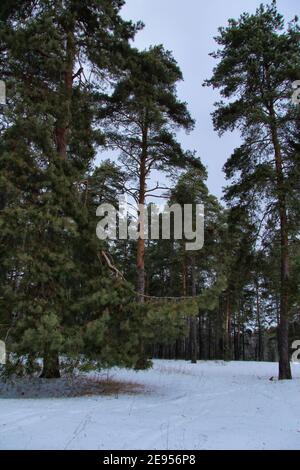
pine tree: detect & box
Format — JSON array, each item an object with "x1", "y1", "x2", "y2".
[
  {"x1": 205, "y1": 1, "x2": 300, "y2": 379},
  {"x1": 100, "y1": 45, "x2": 201, "y2": 302},
  {"x1": 0, "y1": 0, "x2": 146, "y2": 377}
]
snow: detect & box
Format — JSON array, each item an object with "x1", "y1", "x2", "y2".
[{"x1": 0, "y1": 360, "x2": 300, "y2": 450}]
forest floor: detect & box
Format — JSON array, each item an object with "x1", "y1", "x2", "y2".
[{"x1": 0, "y1": 360, "x2": 300, "y2": 450}]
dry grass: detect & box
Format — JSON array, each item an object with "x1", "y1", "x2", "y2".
[
  {"x1": 73, "y1": 375, "x2": 146, "y2": 397},
  {"x1": 0, "y1": 373, "x2": 147, "y2": 399}
]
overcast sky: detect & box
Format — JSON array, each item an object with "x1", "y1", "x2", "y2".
[{"x1": 118, "y1": 0, "x2": 299, "y2": 200}]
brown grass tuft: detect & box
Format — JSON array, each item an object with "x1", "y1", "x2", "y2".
[{"x1": 72, "y1": 375, "x2": 146, "y2": 397}]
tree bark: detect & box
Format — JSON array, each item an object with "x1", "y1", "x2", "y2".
[
  {"x1": 270, "y1": 115, "x2": 292, "y2": 380},
  {"x1": 198, "y1": 309, "x2": 203, "y2": 359},
  {"x1": 182, "y1": 258, "x2": 187, "y2": 297},
  {"x1": 54, "y1": 28, "x2": 75, "y2": 158},
  {"x1": 40, "y1": 352, "x2": 60, "y2": 378},
  {"x1": 43, "y1": 22, "x2": 75, "y2": 379},
  {"x1": 136, "y1": 125, "x2": 147, "y2": 303},
  {"x1": 224, "y1": 291, "x2": 232, "y2": 360},
  {"x1": 242, "y1": 324, "x2": 245, "y2": 361},
  {"x1": 236, "y1": 306, "x2": 241, "y2": 360},
  {"x1": 134, "y1": 122, "x2": 148, "y2": 369},
  {"x1": 255, "y1": 278, "x2": 263, "y2": 361},
  {"x1": 190, "y1": 258, "x2": 198, "y2": 363}
]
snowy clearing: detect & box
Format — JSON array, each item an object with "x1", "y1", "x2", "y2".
[{"x1": 0, "y1": 360, "x2": 300, "y2": 450}]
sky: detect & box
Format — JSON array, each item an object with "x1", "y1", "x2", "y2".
[{"x1": 117, "y1": 0, "x2": 299, "y2": 200}]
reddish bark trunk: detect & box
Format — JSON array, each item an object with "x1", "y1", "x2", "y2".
[
  {"x1": 136, "y1": 126, "x2": 147, "y2": 303},
  {"x1": 134, "y1": 123, "x2": 148, "y2": 369},
  {"x1": 41, "y1": 24, "x2": 75, "y2": 380},
  {"x1": 270, "y1": 116, "x2": 292, "y2": 380}
]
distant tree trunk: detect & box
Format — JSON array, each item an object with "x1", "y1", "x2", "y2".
[
  {"x1": 190, "y1": 259, "x2": 197, "y2": 363},
  {"x1": 182, "y1": 258, "x2": 190, "y2": 361},
  {"x1": 217, "y1": 295, "x2": 224, "y2": 359},
  {"x1": 208, "y1": 315, "x2": 212, "y2": 359},
  {"x1": 182, "y1": 258, "x2": 187, "y2": 297},
  {"x1": 269, "y1": 113, "x2": 292, "y2": 380},
  {"x1": 190, "y1": 316, "x2": 197, "y2": 364},
  {"x1": 40, "y1": 352, "x2": 60, "y2": 379},
  {"x1": 184, "y1": 334, "x2": 189, "y2": 361},
  {"x1": 233, "y1": 315, "x2": 237, "y2": 360},
  {"x1": 224, "y1": 292, "x2": 232, "y2": 360},
  {"x1": 235, "y1": 308, "x2": 241, "y2": 360},
  {"x1": 255, "y1": 279, "x2": 263, "y2": 361},
  {"x1": 198, "y1": 310, "x2": 203, "y2": 359},
  {"x1": 242, "y1": 324, "x2": 245, "y2": 361}
]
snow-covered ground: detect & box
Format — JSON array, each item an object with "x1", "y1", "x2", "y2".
[{"x1": 0, "y1": 360, "x2": 300, "y2": 450}]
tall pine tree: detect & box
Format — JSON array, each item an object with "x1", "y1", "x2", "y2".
[
  {"x1": 205, "y1": 1, "x2": 300, "y2": 379},
  {"x1": 0, "y1": 0, "x2": 146, "y2": 377}
]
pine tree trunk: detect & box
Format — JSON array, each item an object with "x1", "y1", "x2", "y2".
[
  {"x1": 54, "y1": 26, "x2": 75, "y2": 159},
  {"x1": 224, "y1": 292, "x2": 232, "y2": 360},
  {"x1": 218, "y1": 294, "x2": 224, "y2": 359},
  {"x1": 233, "y1": 316, "x2": 237, "y2": 360},
  {"x1": 134, "y1": 123, "x2": 147, "y2": 369},
  {"x1": 190, "y1": 316, "x2": 197, "y2": 363},
  {"x1": 242, "y1": 324, "x2": 245, "y2": 361},
  {"x1": 208, "y1": 316, "x2": 212, "y2": 359},
  {"x1": 136, "y1": 238, "x2": 145, "y2": 303},
  {"x1": 236, "y1": 307, "x2": 241, "y2": 360},
  {"x1": 136, "y1": 126, "x2": 147, "y2": 303},
  {"x1": 182, "y1": 258, "x2": 187, "y2": 297},
  {"x1": 198, "y1": 310, "x2": 203, "y2": 359},
  {"x1": 40, "y1": 352, "x2": 60, "y2": 379},
  {"x1": 190, "y1": 258, "x2": 197, "y2": 363},
  {"x1": 42, "y1": 22, "x2": 75, "y2": 381},
  {"x1": 270, "y1": 118, "x2": 292, "y2": 380},
  {"x1": 255, "y1": 279, "x2": 263, "y2": 361}
]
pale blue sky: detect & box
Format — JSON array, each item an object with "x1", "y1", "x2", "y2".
[{"x1": 118, "y1": 0, "x2": 299, "y2": 200}]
